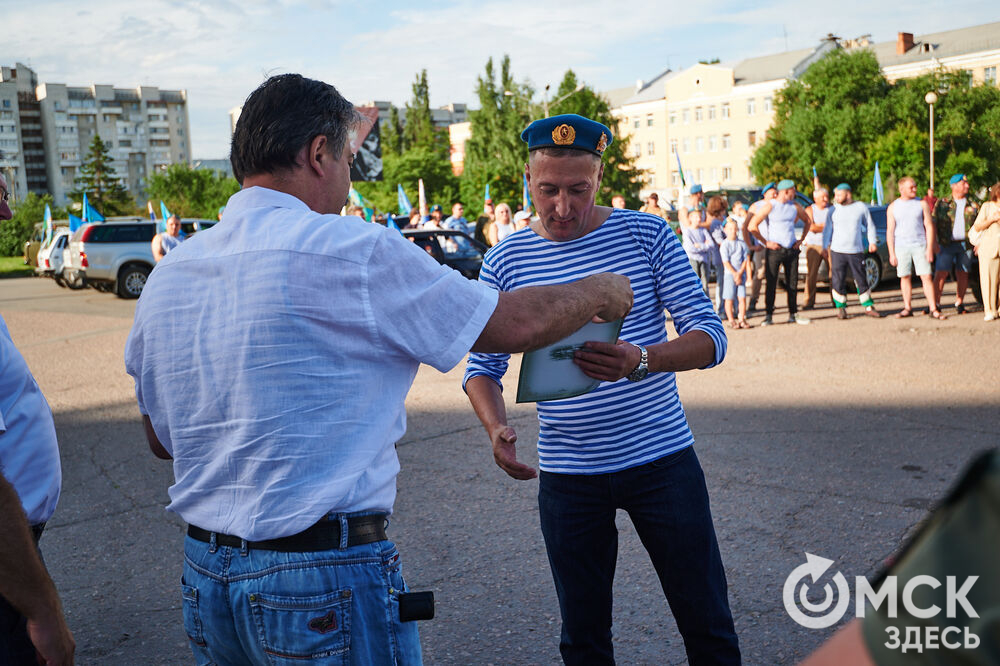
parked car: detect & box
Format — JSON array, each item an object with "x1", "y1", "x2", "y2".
[
  {"x1": 400, "y1": 229, "x2": 487, "y2": 279},
  {"x1": 180, "y1": 219, "x2": 217, "y2": 235},
  {"x1": 22, "y1": 223, "x2": 45, "y2": 266},
  {"x1": 65, "y1": 218, "x2": 156, "y2": 298},
  {"x1": 35, "y1": 226, "x2": 71, "y2": 279}
]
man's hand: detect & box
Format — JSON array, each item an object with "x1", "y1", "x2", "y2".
[
  {"x1": 793, "y1": 240, "x2": 802, "y2": 250},
  {"x1": 925, "y1": 247, "x2": 934, "y2": 264},
  {"x1": 489, "y1": 424, "x2": 536, "y2": 480},
  {"x1": 889, "y1": 253, "x2": 898, "y2": 267},
  {"x1": 573, "y1": 340, "x2": 640, "y2": 383},
  {"x1": 733, "y1": 273, "x2": 744, "y2": 286},
  {"x1": 753, "y1": 244, "x2": 765, "y2": 253},
  {"x1": 868, "y1": 243, "x2": 877, "y2": 254},
  {"x1": 27, "y1": 611, "x2": 75, "y2": 666},
  {"x1": 766, "y1": 241, "x2": 781, "y2": 250},
  {"x1": 585, "y1": 273, "x2": 633, "y2": 322}
]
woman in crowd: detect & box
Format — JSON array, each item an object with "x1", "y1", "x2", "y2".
[
  {"x1": 971, "y1": 182, "x2": 1000, "y2": 321},
  {"x1": 488, "y1": 203, "x2": 516, "y2": 246}
]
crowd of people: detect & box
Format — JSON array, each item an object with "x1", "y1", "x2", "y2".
[{"x1": 633, "y1": 174, "x2": 1000, "y2": 327}]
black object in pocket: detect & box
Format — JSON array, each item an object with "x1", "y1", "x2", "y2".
[{"x1": 398, "y1": 591, "x2": 434, "y2": 622}]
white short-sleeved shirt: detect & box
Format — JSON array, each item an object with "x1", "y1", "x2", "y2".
[
  {"x1": 0, "y1": 316, "x2": 61, "y2": 525},
  {"x1": 124, "y1": 187, "x2": 498, "y2": 540}
]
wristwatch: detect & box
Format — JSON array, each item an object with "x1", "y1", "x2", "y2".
[{"x1": 626, "y1": 344, "x2": 649, "y2": 382}]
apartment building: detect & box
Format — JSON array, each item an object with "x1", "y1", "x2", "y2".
[
  {"x1": 0, "y1": 62, "x2": 190, "y2": 207},
  {"x1": 613, "y1": 20, "x2": 1000, "y2": 204}
]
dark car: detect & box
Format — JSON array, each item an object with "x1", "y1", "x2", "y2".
[{"x1": 400, "y1": 229, "x2": 487, "y2": 279}]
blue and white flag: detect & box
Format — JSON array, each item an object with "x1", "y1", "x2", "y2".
[
  {"x1": 82, "y1": 192, "x2": 105, "y2": 223},
  {"x1": 147, "y1": 201, "x2": 157, "y2": 222},
  {"x1": 43, "y1": 204, "x2": 53, "y2": 247},
  {"x1": 484, "y1": 183, "x2": 491, "y2": 205},
  {"x1": 397, "y1": 184, "x2": 412, "y2": 215},
  {"x1": 674, "y1": 151, "x2": 686, "y2": 187},
  {"x1": 68, "y1": 213, "x2": 83, "y2": 232},
  {"x1": 159, "y1": 201, "x2": 171, "y2": 233},
  {"x1": 872, "y1": 162, "x2": 885, "y2": 206}
]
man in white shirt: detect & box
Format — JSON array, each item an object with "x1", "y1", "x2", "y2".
[
  {"x1": 0, "y1": 174, "x2": 75, "y2": 665},
  {"x1": 124, "y1": 74, "x2": 632, "y2": 665},
  {"x1": 824, "y1": 183, "x2": 881, "y2": 319}
]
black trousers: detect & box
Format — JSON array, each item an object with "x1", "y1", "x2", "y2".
[
  {"x1": 0, "y1": 525, "x2": 44, "y2": 665},
  {"x1": 830, "y1": 251, "x2": 872, "y2": 306},
  {"x1": 765, "y1": 247, "x2": 799, "y2": 316}
]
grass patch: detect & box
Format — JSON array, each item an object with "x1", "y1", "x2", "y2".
[{"x1": 0, "y1": 256, "x2": 34, "y2": 279}]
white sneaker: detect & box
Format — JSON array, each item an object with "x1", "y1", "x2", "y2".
[
  {"x1": 986, "y1": 313, "x2": 997, "y2": 322},
  {"x1": 788, "y1": 314, "x2": 811, "y2": 325}
]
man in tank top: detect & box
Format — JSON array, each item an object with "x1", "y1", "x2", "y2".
[
  {"x1": 747, "y1": 179, "x2": 812, "y2": 325},
  {"x1": 152, "y1": 215, "x2": 185, "y2": 263},
  {"x1": 744, "y1": 182, "x2": 776, "y2": 313},
  {"x1": 887, "y1": 176, "x2": 942, "y2": 319},
  {"x1": 803, "y1": 187, "x2": 832, "y2": 310}
]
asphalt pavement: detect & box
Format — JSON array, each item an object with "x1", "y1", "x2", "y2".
[{"x1": 2, "y1": 274, "x2": 997, "y2": 665}]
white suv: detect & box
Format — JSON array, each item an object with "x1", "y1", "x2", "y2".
[{"x1": 66, "y1": 218, "x2": 156, "y2": 298}]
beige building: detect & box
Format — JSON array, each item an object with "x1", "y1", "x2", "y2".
[
  {"x1": 612, "y1": 20, "x2": 1000, "y2": 205},
  {"x1": 2, "y1": 63, "x2": 191, "y2": 207}
]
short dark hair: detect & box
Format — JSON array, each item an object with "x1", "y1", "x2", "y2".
[
  {"x1": 230, "y1": 74, "x2": 361, "y2": 183},
  {"x1": 706, "y1": 195, "x2": 727, "y2": 218},
  {"x1": 529, "y1": 146, "x2": 601, "y2": 165}
]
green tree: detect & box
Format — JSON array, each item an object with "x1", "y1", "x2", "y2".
[
  {"x1": 752, "y1": 49, "x2": 1000, "y2": 201},
  {"x1": 68, "y1": 135, "x2": 134, "y2": 215},
  {"x1": 356, "y1": 70, "x2": 458, "y2": 215},
  {"x1": 146, "y1": 164, "x2": 240, "y2": 219},
  {"x1": 546, "y1": 70, "x2": 640, "y2": 207},
  {"x1": 0, "y1": 193, "x2": 67, "y2": 256},
  {"x1": 461, "y1": 55, "x2": 534, "y2": 212}
]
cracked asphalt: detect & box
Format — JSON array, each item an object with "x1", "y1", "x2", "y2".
[{"x1": 2, "y1": 275, "x2": 997, "y2": 665}]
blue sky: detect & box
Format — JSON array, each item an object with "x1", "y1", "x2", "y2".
[{"x1": 4, "y1": 1, "x2": 998, "y2": 158}]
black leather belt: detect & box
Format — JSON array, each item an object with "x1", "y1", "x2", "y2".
[{"x1": 187, "y1": 514, "x2": 387, "y2": 552}]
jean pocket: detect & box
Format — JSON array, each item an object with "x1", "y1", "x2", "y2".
[
  {"x1": 181, "y1": 582, "x2": 215, "y2": 665},
  {"x1": 649, "y1": 446, "x2": 692, "y2": 469},
  {"x1": 249, "y1": 588, "x2": 352, "y2": 665}
]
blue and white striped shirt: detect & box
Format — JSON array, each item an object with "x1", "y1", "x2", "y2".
[{"x1": 463, "y1": 209, "x2": 726, "y2": 475}]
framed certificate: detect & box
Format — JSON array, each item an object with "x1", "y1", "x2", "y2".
[{"x1": 515, "y1": 319, "x2": 624, "y2": 403}]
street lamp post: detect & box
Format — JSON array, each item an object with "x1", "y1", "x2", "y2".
[
  {"x1": 925, "y1": 91, "x2": 938, "y2": 193},
  {"x1": 504, "y1": 83, "x2": 585, "y2": 118}
]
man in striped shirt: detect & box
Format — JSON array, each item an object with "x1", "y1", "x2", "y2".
[{"x1": 464, "y1": 114, "x2": 740, "y2": 665}]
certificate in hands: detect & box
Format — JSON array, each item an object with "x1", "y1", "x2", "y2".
[{"x1": 515, "y1": 319, "x2": 624, "y2": 403}]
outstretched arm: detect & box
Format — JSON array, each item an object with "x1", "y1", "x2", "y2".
[
  {"x1": 472, "y1": 273, "x2": 633, "y2": 353},
  {"x1": 0, "y1": 475, "x2": 75, "y2": 666},
  {"x1": 465, "y1": 375, "x2": 536, "y2": 480}
]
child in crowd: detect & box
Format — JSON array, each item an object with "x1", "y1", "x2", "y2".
[
  {"x1": 706, "y1": 196, "x2": 728, "y2": 315},
  {"x1": 682, "y1": 210, "x2": 714, "y2": 295},
  {"x1": 720, "y1": 218, "x2": 752, "y2": 328}
]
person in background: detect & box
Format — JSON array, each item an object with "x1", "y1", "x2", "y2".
[
  {"x1": 744, "y1": 183, "x2": 776, "y2": 313},
  {"x1": 887, "y1": 177, "x2": 941, "y2": 319},
  {"x1": 513, "y1": 210, "x2": 531, "y2": 231},
  {"x1": 475, "y1": 200, "x2": 495, "y2": 245},
  {"x1": 720, "y1": 218, "x2": 751, "y2": 329},
  {"x1": 443, "y1": 202, "x2": 471, "y2": 235},
  {"x1": 422, "y1": 204, "x2": 444, "y2": 229},
  {"x1": 679, "y1": 184, "x2": 706, "y2": 227},
  {"x1": 682, "y1": 209, "x2": 714, "y2": 295},
  {"x1": 611, "y1": 194, "x2": 627, "y2": 209},
  {"x1": 347, "y1": 205, "x2": 365, "y2": 219},
  {"x1": 488, "y1": 203, "x2": 516, "y2": 246},
  {"x1": 970, "y1": 182, "x2": 1000, "y2": 321},
  {"x1": 803, "y1": 187, "x2": 831, "y2": 310},
  {"x1": 823, "y1": 183, "x2": 881, "y2": 319},
  {"x1": 705, "y1": 196, "x2": 728, "y2": 315},
  {"x1": 639, "y1": 192, "x2": 667, "y2": 220},
  {"x1": 405, "y1": 209, "x2": 422, "y2": 229},
  {"x1": 932, "y1": 174, "x2": 978, "y2": 315},
  {"x1": 152, "y1": 214, "x2": 184, "y2": 263}
]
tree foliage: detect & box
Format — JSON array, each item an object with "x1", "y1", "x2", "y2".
[
  {"x1": 67, "y1": 135, "x2": 134, "y2": 215},
  {"x1": 355, "y1": 70, "x2": 458, "y2": 214},
  {"x1": 752, "y1": 49, "x2": 1000, "y2": 200},
  {"x1": 145, "y1": 164, "x2": 240, "y2": 219},
  {"x1": 0, "y1": 193, "x2": 67, "y2": 256}
]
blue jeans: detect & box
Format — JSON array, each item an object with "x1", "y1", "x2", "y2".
[
  {"x1": 181, "y1": 514, "x2": 421, "y2": 665},
  {"x1": 538, "y1": 447, "x2": 740, "y2": 665}
]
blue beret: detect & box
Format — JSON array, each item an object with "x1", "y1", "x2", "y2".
[
  {"x1": 777, "y1": 179, "x2": 795, "y2": 191},
  {"x1": 690, "y1": 184, "x2": 703, "y2": 194},
  {"x1": 520, "y1": 114, "x2": 613, "y2": 157},
  {"x1": 430, "y1": 204, "x2": 442, "y2": 212},
  {"x1": 949, "y1": 173, "x2": 966, "y2": 185},
  {"x1": 762, "y1": 182, "x2": 776, "y2": 193},
  {"x1": 835, "y1": 182, "x2": 852, "y2": 191}
]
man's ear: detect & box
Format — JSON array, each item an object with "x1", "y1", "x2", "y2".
[{"x1": 306, "y1": 134, "x2": 329, "y2": 176}]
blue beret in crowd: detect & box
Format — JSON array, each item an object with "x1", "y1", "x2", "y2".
[
  {"x1": 949, "y1": 173, "x2": 966, "y2": 185},
  {"x1": 835, "y1": 183, "x2": 852, "y2": 191},
  {"x1": 776, "y1": 179, "x2": 795, "y2": 191}
]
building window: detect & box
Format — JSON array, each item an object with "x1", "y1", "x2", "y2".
[
  {"x1": 669, "y1": 113, "x2": 676, "y2": 125},
  {"x1": 672, "y1": 171, "x2": 679, "y2": 185},
  {"x1": 709, "y1": 135, "x2": 717, "y2": 152},
  {"x1": 986, "y1": 67, "x2": 997, "y2": 86},
  {"x1": 694, "y1": 107, "x2": 703, "y2": 122},
  {"x1": 764, "y1": 96, "x2": 773, "y2": 112},
  {"x1": 649, "y1": 173, "x2": 656, "y2": 187},
  {"x1": 721, "y1": 103, "x2": 729, "y2": 118},
  {"x1": 722, "y1": 165, "x2": 732, "y2": 181},
  {"x1": 748, "y1": 131, "x2": 757, "y2": 146},
  {"x1": 634, "y1": 118, "x2": 640, "y2": 129},
  {"x1": 682, "y1": 108, "x2": 690, "y2": 124},
  {"x1": 747, "y1": 98, "x2": 756, "y2": 116},
  {"x1": 695, "y1": 137, "x2": 704, "y2": 153},
  {"x1": 1, "y1": 100, "x2": 9, "y2": 108},
  {"x1": 120, "y1": 139, "x2": 131, "y2": 147},
  {"x1": 633, "y1": 143, "x2": 641, "y2": 157},
  {"x1": 670, "y1": 139, "x2": 678, "y2": 154},
  {"x1": 646, "y1": 114, "x2": 654, "y2": 127},
  {"x1": 708, "y1": 105, "x2": 716, "y2": 121},
  {"x1": 682, "y1": 137, "x2": 691, "y2": 153},
  {"x1": 722, "y1": 134, "x2": 731, "y2": 151},
  {"x1": 647, "y1": 141, "x2": 655, "y2": 155}
]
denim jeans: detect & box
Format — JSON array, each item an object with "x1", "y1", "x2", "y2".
[
  {"x1": 180, "y1": 513, "x2": 421, "y2": 665},
  {"x1": 538, "y1": 447, "x2": 740, "y2": 666}
]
